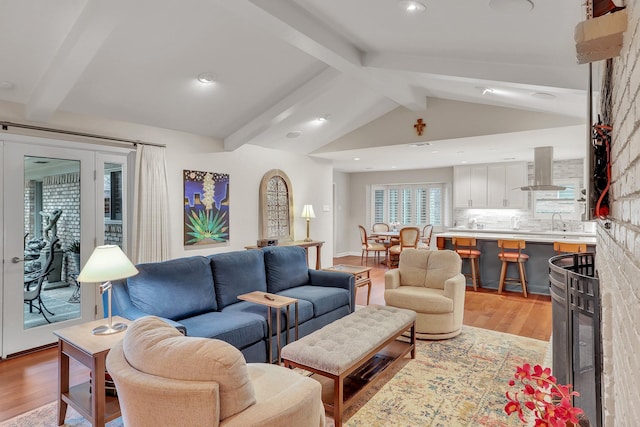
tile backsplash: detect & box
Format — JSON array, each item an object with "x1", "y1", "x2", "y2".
[{"x1": 453, "y1": 208, "x2": 594, "y2": 232}]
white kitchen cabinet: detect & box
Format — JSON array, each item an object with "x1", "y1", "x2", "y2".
[
  {"x1": 487, "y1": 162, "x2": 528, "y2": 208},
  {"x1": 454, "y1": 165, "x2": 487, "y2": 208}
]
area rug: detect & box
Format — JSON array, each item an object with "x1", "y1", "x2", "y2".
[{"x1": 0, "y1": 325, "x2": 548, "y2": 427}]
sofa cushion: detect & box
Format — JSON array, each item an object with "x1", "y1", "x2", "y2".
[
  {"x1": 123, "y1": 316, "x2": 255, "y2": 421},
  {"x1": 208, "y1": 250, "x2": 267, "y2": 310},
  {"x1": 277, "y1": 286, "x2": 350, "y2": 317},
  {"x1": 178, "y1": 311, "x2": 266, "y2": 349},
  {"x1": 262, "y1": 246, "x2": 309, "y2": 293},
  {"x1": 127, "y1": 256, "x2": 217, "y2": 319}
]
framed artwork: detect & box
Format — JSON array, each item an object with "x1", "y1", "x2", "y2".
[{"x1": 183, "y1": 170, "x2": 229, "y2": 245}]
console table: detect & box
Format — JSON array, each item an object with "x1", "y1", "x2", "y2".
[{"x1": 245, "y1": 240, "x2": 324, "y2": 269}]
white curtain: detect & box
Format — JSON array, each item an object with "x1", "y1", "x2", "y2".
[{"x1": 132, "y1": 144, "x2": 170, "y2": 263}]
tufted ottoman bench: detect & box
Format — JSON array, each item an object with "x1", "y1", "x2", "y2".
[{"x1": 281, "y1": 304, "x2": 416, "y2": 426}]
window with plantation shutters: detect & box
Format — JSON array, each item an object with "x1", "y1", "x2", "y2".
[
  {"x1": 371, "y1": 183, "x2": 444, "y2": 227},
  {"x1": 373, "y1": 189, "x2": 385, "y2": 223}
]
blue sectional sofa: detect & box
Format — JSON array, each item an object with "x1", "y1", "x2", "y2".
[{"x1": 110, "y1": 246, "x2": 355, "y2": 363}]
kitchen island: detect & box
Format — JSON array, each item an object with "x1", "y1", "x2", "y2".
[{"x1": 436, "y1": 229, "x2": 596, "y2": 295}]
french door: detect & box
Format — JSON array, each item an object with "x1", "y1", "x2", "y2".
[{"x1": 1, "y1": 138, "x2": 130, "y2": 357}]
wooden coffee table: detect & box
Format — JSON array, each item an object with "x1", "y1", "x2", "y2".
[
  {"x1": 323, "y1": 264, "x2": 372, "y2": 305},
  {"x1": 281, "y1": 305, "x2": 415, "y2": 426},
  {"x1": 237, "y1": 291, "x2": 298, "y2": 363}
]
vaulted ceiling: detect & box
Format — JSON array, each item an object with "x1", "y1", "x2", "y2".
[{"x1": 0, "y1": 0, "x2": 592, "y2": 171}]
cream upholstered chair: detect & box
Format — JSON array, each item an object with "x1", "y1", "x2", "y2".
[
  {"x1": 388, "y1": 226, "x2": 420, "y2": 267},
  {"x1": 106, "y1": 316, "x2": 325, "y2": 427},
  {"x1": 359, "y1": 225, "x2": 386, "y2": 265},
  {"x1": 384, "y1": 249, "x2": 466, "y2": 340}
]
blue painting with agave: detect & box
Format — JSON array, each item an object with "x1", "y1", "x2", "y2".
[{"x1": 183, "y1": 170, "x2": 229, "y2": 245}]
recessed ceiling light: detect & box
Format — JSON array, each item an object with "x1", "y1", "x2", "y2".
[
  {"x1": 391, "y1": 165, "x2": 397, "y2": 169},
  {"x1": 316, "y1": 114, "x2": 330, "y2": 123},
  {"x1": 286, "y1": 131, "x2": 302, "y2": 138},
  {"x1": 531, "y1": 91, "x2": 556, "y2": 100},
  {"x1": 197, "y1": 72, "x2": 216, "y2": 84},
  {"x1": 399, "y1": 1, "x2": 426, "y2": 13},
  {"x1": 489, "y1": 0, "x2": 534, "y2": 13},
  {"x1": 353, "y1": 157, "x2": 361, "y2": 161},
  {"x1": 0, "y1": 81, "x2": 15, "y2": 90}
]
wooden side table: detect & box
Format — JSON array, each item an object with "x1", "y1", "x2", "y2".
[
  {"x1": 237, "y1": 291, "x2": 298, "y2": 364},
  {"x1": 323, "y1": 264, "x2": 372, "y2": 305},
  {"x1": 53, "y1": 316, "x2": 130, "y2": 427}
]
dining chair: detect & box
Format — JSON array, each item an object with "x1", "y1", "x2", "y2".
[
  {"x1": 417, "y1": 224, "x2": 434, "y2": 250},
  {"x1": 358, "y1": 225, "x2": 386, "y2": 265},
  {"x1": 388, "y1": 227, "x2": 421, "y2": 267},
  {"x1": 370, "y1": 223, "x2": 390, "y2": 244}
]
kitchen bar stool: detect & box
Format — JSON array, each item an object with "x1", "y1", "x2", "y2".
[
  {"x1": 553, "y1": 242, "x2": 587, "y2": 254},
  {"x1": 497, "y1": 239, "x2": 529, "y2": 298},
  {"x1": 451, "y1": 237, "x2": 482, "y2": 291}
]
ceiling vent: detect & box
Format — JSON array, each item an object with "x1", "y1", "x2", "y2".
[{"x1": 520, "y1": 146, "x2": 567, "y2": 191}]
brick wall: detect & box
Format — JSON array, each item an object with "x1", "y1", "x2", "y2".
[{"x1": 595, "y1": 4, "x2": 640, "y2": 426}]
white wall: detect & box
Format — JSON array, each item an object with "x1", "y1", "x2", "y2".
[
  {"x1": 333, "y1": 171, "x2": 351, "y2": 256},
  {"x1": 339, "y1": 167, "x2": 453, "y2": 255},
  {"x1": 595, "y1": 4, "x2": 640, "y2": 426},
  {"x1": 167, "y1": 143, "x2": 334, "y2": 268},
  {"x1": 0, "y1": 100, "x2": 335, "y2": 268}
]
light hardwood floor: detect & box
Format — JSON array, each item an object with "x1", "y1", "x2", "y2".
[{"x1": 0, "y1": 254, "x2": 551, "y2": 422}]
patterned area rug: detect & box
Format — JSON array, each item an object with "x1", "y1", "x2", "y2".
[{"x1": 1, "y1": 325, "x2": 548, "y2": 427}]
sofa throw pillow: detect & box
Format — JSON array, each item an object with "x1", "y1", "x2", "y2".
[
  {"x1": 123, "y1": 316, "x2": 256, "y2": 421},
  {"x1": 262, "y1": 246, "x2": 309, "y2": 293},
  {"x1": 208, "y1": 250, "x2": 267, "y2": 309},
  {"x1": 127, "y1": 256, "x2": 217, "y2": 320}
]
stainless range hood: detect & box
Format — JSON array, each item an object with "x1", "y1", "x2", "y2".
[{"x1": 520, "y1": 146, "x2": 567, "y2": 191}]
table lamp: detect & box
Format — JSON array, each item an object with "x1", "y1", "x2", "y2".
[
  {"x1": 77, "y1": 245, "x2": 139, "y2": 335},
  {"x1": 301, "y1": 204, "x2": 316, "y2": 242}
]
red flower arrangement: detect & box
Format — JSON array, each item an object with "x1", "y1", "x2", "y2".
[{"x1": 505, "y1": 363, "x2": 584, "y2": 427}]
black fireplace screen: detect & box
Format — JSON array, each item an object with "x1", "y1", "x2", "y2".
[{"x1": 549, "y1": 252, "x2": 601, "y2": 427}]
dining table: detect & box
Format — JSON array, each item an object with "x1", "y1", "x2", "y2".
[{"x1": 369, "y1": 231, "x2": 400, "y2": 264}]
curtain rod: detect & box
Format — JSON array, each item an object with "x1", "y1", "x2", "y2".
[{"x1": 0, "y1": 121, "x2": 166, "y2": 148}]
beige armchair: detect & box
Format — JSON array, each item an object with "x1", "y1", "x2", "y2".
[
  {"x1": 106, "y1": 316, "x2": 325, "y2": 427},
  {"x1": 384, "y1": 249, "x2": 466, "y2": 340}
]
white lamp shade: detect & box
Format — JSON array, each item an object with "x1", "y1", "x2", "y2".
[
  {"x1": 77, "y1": 245, "x2": 138, "y2": 283},
  {"x1": 301, "y1": 204, "x2": 316, "y2": 219}
]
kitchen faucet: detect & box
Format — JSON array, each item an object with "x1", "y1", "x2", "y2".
[{"x1": 551, "y1": 213, "x2": 564, "y2": 232}]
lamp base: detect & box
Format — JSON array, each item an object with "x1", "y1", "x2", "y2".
[
  {"x1": 304, "y1": 237, "x2": 312, "y2": 242},
  {"x1": 92, "y1": 322, "x2": 128, "y2": 335}
]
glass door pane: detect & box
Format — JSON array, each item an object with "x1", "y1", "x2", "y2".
[
  {"x1": 2, "y1": 141, "x2": 96, "y2": 357},
  {"x1": 23, "y1": 156, "x2": 82, "y2": 329}
]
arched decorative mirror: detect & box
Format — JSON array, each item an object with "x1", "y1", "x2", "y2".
[{"x1": 259, "y1": 169, "x2": 294, "y2": 242}]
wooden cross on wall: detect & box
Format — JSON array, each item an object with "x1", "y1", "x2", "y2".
[{"x1": 414, "y1": 118, "x2": 426, "y2": 136}]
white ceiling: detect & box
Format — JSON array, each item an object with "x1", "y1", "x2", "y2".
[{"x1": 0, "y1": 0, "x2": 592, "y2": 172}]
